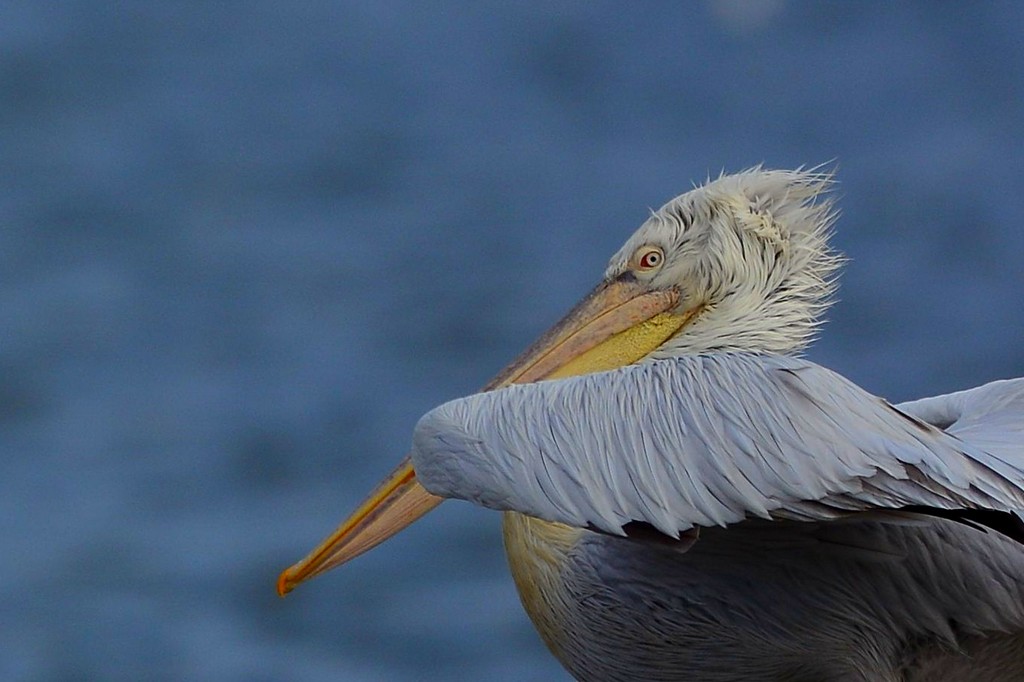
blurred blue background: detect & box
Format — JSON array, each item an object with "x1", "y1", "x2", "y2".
[{"x1": 3, "y1": 2, "x2": 1023, "y2": 680}]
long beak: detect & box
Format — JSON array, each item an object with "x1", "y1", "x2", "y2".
[{"x1": 277, "y1": 274, "x2": 691, "y2": 595}]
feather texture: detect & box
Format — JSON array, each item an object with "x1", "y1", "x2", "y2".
[{"x1": 413, "y1": 354, "x2": 1024, "y2": 538}]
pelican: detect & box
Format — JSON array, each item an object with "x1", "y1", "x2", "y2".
[{"x1": 278, "y1": 168, "x2": 1024, "y2": 681}]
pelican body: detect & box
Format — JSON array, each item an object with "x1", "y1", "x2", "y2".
[{"x1": 279, "y1": 169, "x2": 1024, "y2": 681}]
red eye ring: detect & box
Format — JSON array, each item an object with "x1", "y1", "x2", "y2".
[{"x1": 636, "y1": 247, "x2": 664, "y2": 271}]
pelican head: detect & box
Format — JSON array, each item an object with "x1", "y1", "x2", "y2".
[
  {"x1": 611, "y1": 168, "x2": 841, "y2": 357},
  {"x1": 277, "y1": 167, "x2": 842, "y2": 594}
]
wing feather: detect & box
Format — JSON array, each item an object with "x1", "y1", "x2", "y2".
[{"x1": 412, "y1": 354, "x2": 1024, "y2": 536}]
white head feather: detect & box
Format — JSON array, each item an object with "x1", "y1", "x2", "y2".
[{"x1": 607, "y1": 167, "x2": 843, "y2": 356}]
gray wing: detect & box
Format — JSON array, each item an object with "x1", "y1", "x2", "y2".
[
  {"x1": 899, "y1": 378, "x2": 1024, "y2": 466},
  {"x1": 411, "y1": 354, "x2": 1024, "y2": 538}
]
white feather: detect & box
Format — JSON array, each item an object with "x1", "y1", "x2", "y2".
[{"x1": 412, "y1": 354, "x2": 1024, "y2": 536}]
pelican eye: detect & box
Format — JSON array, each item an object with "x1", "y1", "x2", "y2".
[{"x1": 635, "y1": 246, "x2": 665, "y2": 272}]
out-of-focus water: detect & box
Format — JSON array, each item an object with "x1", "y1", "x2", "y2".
[{"x1": 2, "y1": 2, "x2": 1023, "y2": 680}]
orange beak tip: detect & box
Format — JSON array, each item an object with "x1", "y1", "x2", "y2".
[{"x1": 276, "y1": 569, "x2": 295, "y2": 597}]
